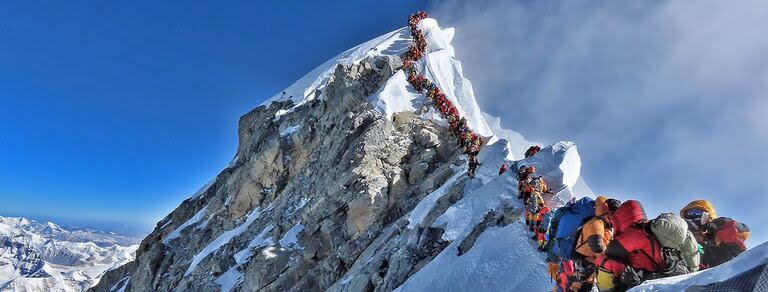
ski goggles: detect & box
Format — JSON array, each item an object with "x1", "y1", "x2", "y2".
[{"x1": 684, "y1": 208, "x2": 705, "y2": 219}]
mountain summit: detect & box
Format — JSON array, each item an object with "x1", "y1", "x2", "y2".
[{"x1": 92, "y1": 16, "x2": 586, "y2": 292}]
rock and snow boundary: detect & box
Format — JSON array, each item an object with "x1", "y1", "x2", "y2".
[{"x1": 91, "y1": 13, "x2": 764, "y2": 292}]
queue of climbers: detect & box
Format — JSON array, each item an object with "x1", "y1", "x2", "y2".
[
  {"x1": 404, "y1": 11, "x2": 484, "y2": 178},
  {"x1": 509, "y1": 149, "x2": 751, "y2": 292},
  {"x1": 402, "y1": 12, "x2": 752, "y2": 290}
]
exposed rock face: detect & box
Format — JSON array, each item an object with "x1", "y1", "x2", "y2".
[{"x1": 91, "y1": 56, "x2": 469, "y2": 292}]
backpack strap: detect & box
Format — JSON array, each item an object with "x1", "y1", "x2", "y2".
[{"x1": 635, "y1": 229, "x2": 663, "y2": 272}]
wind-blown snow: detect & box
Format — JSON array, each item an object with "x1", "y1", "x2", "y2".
[
  {"x1": 370, "y1": 70, "x2": 422, "y2": 120},
  {"x1": 192, "y1": 179, "x2": 215, "y2": 199},
  {"x1": 396, "y1": 221, "x2": 551, "y2": 292},
  {"x1": 261, "y1": 27, "x2": 411, "y2": 109},
  {"x1": 418, "y1": 19, "x2": 493, "y2": 137},
  {"x1": 279, "y1": 125, "x2": 300, "y2": 137},
  {"x1": 233, "y1": 225, "x2": 275, "y2": 265},
  {"x1": 278, "y1": 224, "x2": 305, "y2": 250},
  {"x1": 482, "y1": 113, "x2": 534, "y2": 160},
  {"x1": 399, "y1": 134, "x2": 582, "y2": 290},
  {"x1": 216, "y1": 225, "x2": 276, "y2": 292},
  {"x1": 163, "y1": 205, "x2": 208, "y2": 244},
  {"x1": 431, "y1": 140, "x2": 515, "y2": 241},
  {"x1": 517, "y1": 142, "x2": 581, "y2": 193},
  {"x1": 216, "y1": 268, "x2": 243, "y2": 292},
  {"x1": 185, "y1": 206, "x2": 268, "y2": 276},
  {"x1": 407, "y1": 166, "x2": 465, "y2": 229},
  {"x1": 110, "y1": 275, "x2": 130, "y2": 292}
]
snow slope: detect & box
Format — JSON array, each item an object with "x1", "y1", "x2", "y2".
[
  {"x1": 398, "y1": 138, "x2": 580, "y2": 291},
  {"x1": 0, "y1": 216, "x2": 139, "y2": 292},
  {"x1": 417, "y1": 18, "x2": 493, "y2": 137},
  {"x1": 631, "y1": 241, "x2": 768, "y2": 291},
  {"x1": 262, "y1": 27, "x2": 411, "y2": 111},
  {"x1": 263, "y1": 17, "x2": 494, "y2": 140},
  {"x1": 258, "y1": 17, "x2": 586, "y2": 291}
]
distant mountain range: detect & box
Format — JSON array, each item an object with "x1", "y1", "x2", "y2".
[{"x1": 0, "y1": 215, "x2": 140, "y2": 291}]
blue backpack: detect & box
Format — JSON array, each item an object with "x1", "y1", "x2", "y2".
[
  {"x1": 553, "y1": 197, "x2": 595, "y2": 261},
  {"x1": 545, "y1": 206, "x2": 569, "y2": 262}
]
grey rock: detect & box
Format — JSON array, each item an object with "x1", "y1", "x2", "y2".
[
  {"x1": 416, "y1": 129, "x2": 439, "y2": 148},
  {"x1": 408, "y1": 162, "x2": 429, "y2": 185},
  {"x1": 90, "y1": 55, "x2": 472, "y2": 292}
]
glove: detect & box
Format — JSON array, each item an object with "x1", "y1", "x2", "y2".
[
  {"x1": 548, "y1": 261, "x2": 559, "y2": 281},
  {"x1": 619, "y1": 266, "x2": 643, "y2": 287}
]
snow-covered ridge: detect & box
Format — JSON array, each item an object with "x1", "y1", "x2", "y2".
[
  {"x1": 261, "y1": 18, "x2": 493, "y2": 139},
  {"x1": 93, "y1": 16, "x2": 591, "y2": 292},
  {"x1": 261, "y1": 26, "x2": 410, "y2": 110},
  {"x1": 0, "y1": 215, "x2": 139, "y2": 292}
]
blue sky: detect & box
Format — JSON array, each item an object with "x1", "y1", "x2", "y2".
[
  {"x1": 0, "y1": 1, "x2": 424, "y2": 234},
  {"x1": 2, "y1": 1, "x2": 766, "y2": 244}
]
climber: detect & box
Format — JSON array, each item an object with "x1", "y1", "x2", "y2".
[
  {"x1": 476, "y1": 137, "x2": 485, "y2": 155},
  {"x1": 576, "y1": 196, "x2": 621, "y2": 263},
  {"x1": 458, "y1": 116, "x2": 467, "y2": 129},
  {"x1": 558, "y1": 260, "x2": 577, "y2": 292},
  {"x1": 426, "y1": 87, "x2": 435, "y2": 100},
  {"x1": 462, "y1": 131, "x2": 475, "y2": 152},
  {"x1": 403, "y1": 59, "x2": 413, "y2": 69},
  {"x1": 596, "y1": 200, "x2": 665, "y2": 292},
  {"x1": 526, "y1": 192, "x2": 544, "y2": 231},
  {"x1": 435, "y1": 93, "x2": 446, "y2": 108},
  {"x1": 681, "y1": 200, "x2": 750, "y2": 269},
  {"x1": 408, "y1": 45, "x2": 422, "y2": 61},
  {"x1": 407, "y1": 70, "x2": 417, "y2": 86},
  {"x1": 421, "y1": 77, "x2": 432, "y2": 92},
  {"x1": 523, "y1": 176, "x2": 548, "y2": 229},
  {"x1": 441, "y1": 99, "x2": 453, "y2": 116},
  {"x1": 414, "y1": 75, "x2": 426, "y2": 91},
  {"x1": 454, "y1": 117, "x2": 467, "y2": 137},
  {"x1": 498, "y1": 162, "x2": 508, "y2": 175},
  {"x1": 535, "y1": 204, "x2": 552, "y2": 252},
  {"x1": 458, "y1": 130, "x2": 467, "y2": 148},
  {"x1": 645, "y1": 213, "x2": 702, "y2": 275},
  {"x1": 449, "y1": 115, "x2": 459, "y2": 133},
  {"x1": 516, "y1": 165, "x2": 535, "y2": 199},
  {"x1": 568, "y1": 197, "x2": 621, "y2": 292},
  {"x1": 467, "y1": 155, "x2": 481, "y2": 178},
  {"x1": 468, "y1": 137, "x2": 482, "y2": 157},
  {"x1": 415, "y1": 32, "x2": 427, "y2": 52},
  {"x1": 432, "y1": 87, "x2": 443, "y2": 100},
  {"x1": 525, "y1": 145, "x2": 541, "y2": 158},
  {"x1": 449, "y1": 107, "x2": 460, "y2": 121}
]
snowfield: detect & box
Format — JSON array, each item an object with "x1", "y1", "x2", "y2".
[{"x1": 0, "y1": 216, "x2": 139, "y2": 292}]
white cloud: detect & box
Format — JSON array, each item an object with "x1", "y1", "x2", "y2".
[{"x1": 430, "y1": 0, "x2": 768, "y2": 244}]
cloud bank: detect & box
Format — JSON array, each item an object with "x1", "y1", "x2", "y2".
[{"x1": 430, "y1": 0, "x2": 768, "y2": 243}]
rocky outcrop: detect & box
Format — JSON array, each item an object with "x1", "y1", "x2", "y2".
[{"x1": 91, "y1": 56, "x2": 468, "y2": 292}]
